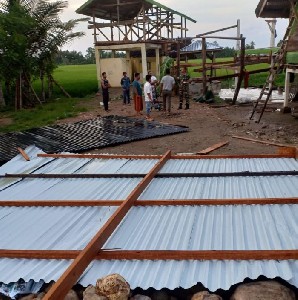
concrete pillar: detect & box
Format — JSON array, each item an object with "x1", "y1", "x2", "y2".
[
  {"x1": 155, "y1": 48, "x2": 160, "y2": 79},
  {"x1": 141, "y1": 44, "x2": 148, "y2": 81},
  {"x1": 95, "y1": 47, "x2": 101, "y2": 89}
]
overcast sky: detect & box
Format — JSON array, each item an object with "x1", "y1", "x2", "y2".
[{"x1": 60, "y1": 0, "x2": 289, "y2": 54}]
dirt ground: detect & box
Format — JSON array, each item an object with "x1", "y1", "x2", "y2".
[{"x1": 58, "y1": 87, "x2": 298, "y2": 156}]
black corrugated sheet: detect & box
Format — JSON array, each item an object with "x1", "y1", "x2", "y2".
[{"x1": 0, "y1": 116, "x2": 189, "y2": 163}]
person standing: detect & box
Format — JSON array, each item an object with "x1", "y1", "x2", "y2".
[
  {"x1": 120, "y1": 72, "x2": 131, "y2": 105},
  {"x1": 144, "y1": 74, "x2": 153, "y2": 120},
  {"x1": 178, "y1": 67, "x2": 190, "y2": 110},
  {"x1": 160, "y1": 68, "x2": 175, "y2": 115},
  {"x1": 101, "y1": 72, "x2": 111, "y2": 111},
  {"x1": 132, "y1": 72, "x2": 143, "y2": 115},
  {"x1": 148, "y1": 70, "x2": 158, "y2": 102}
]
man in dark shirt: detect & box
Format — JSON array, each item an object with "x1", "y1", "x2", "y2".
[
  {"x1": 101, "y1": 72, "x2": 111, "y2": 111},
  {"x1": 132, "y1": 72, "x2": 143, "y2": 115},
  {"x1": 120, "y1": 72, "x2": 131, "y2": 105},
  {"x1": 178, "y1": 67, "x2": 190, "y2": 110}
]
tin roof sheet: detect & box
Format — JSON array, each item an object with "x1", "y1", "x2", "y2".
[
  {"x1": 181, "y1": 40, "x2": 222, "y2": 53},
  {"x1": 79, "y1": 259, "x2": 298, "y2": 291},
  {"x1": 105, "y1": 205, "x2": 298, "y2": 250},
  {"x1": 139, "y1": 176, "x2": 298, "y2": 200},
  {"x1": 0, "y1": 206, "x2": 116, "y2": 250},
  {"x1": 160, "y1": 158, "x2": 298, "y2": 173},
  {"x1": 0, "y1": 258, "x2": 72, "y2": 283},
  {"x1": 0, "y1": 177, "x2": 141, "y2": 201}
]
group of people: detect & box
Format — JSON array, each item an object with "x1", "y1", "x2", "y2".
[{"x1": 98, "y1": 68, "x2": 190, "y2": 119}]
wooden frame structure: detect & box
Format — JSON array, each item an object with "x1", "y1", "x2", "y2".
[
  {"x1": 76, "y1": 0, "x2": 196, "y2": 83},
  {"x1": 256, "y1": 0, "x2": 298, "y2": 110},
  {"x1": 0, "y1": 147, "x2": 296, "y2": 299}
]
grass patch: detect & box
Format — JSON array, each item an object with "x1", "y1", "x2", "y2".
[
  {"x1": 0, "y1": 98, "x2": 90, "y2": 133},
  {"x1": 33, "y1": 64, "x2": 98, "y2": 98}
]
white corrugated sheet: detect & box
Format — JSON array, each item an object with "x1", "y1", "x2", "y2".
[
  {"x1": 79, "y1": 259, "x2": 298, "y2": 291},
  {"x1": 105, "y1": 205, "x2": 298, "y2": 250},
  {"x1": 0, "y1": 146, "x2": 297, "y2": 291},
  {"x1": 160, "y1": 158, "x2": 298, "y2": 173},
  {"x1": 0, "y1": 206, "x2": 116, "y2": 250},
  {"x1": 0, "y1": 177, "x2": 141, "y2": 201},
  {"x1": 139, "y1": 176, "x2": 298, "y2": 200},
  {"x1": 0, "y1": 258, "x2": 72, "y2": 283}
]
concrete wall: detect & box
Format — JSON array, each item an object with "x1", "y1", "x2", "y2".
[
  {"x1": 131, "y1": 57, "x2": 158, "y2": 80},
  {"x1": 100, "y1": 57, "x2": 131, "y2": 87}
]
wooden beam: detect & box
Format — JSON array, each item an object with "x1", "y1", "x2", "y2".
[
  {"x1": 95, "y1": 250, "x2": 298, "y2": 261},
  {"x1": 232, "y1": 135, "x2": 298, "y2": 149},
  {"x1": 43, "y1": 151, "x2": 171, "y2": 300},
  {"x1": 136, "y1": 198, "x2": 298, "y2": 206},
  {"x1": 196, "y1": 24, "x2": 238, "y2": 37},
  {"x1": 0, "y1": 200, "x2": 124, "y2": 207},
  {"x1": 171, "y1": 154, "x2": 296, "y2": 159},
  {"x1": 17, "y1": 148, "x2": 30, "y2": 161},
  {"x1": 202, "y1": 37, "x2": 207, "y2": 94},
  {"x1": 37, "y1": 153, "x2": 162, "y2": 159},
  {"x1": 232, "y1": 36, "x2": 245, "y2": 105},
  {"x1": 1, "y1": 249, "x2": 297, "y2": 261},
  {"x1": 197, "y1": 141, "x2": 229, "y2": 155},
  {"x1": 4, "y1": 173, "x2": 144, "y2": 179},
  {"x1": 200, "y1": 35, "x2": 244, "y2": 40},
  {"x1": 0, "y1": 198, "x2": 297, "y2": 207}
]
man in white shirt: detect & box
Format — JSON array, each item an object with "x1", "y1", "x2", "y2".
[
  {"x1": 160, "y1": 68, "x2": 175, "y2": 115},
  {"x1": 144, "y1": 74, "x2": 153, "y2": 121},
  {"x1": 148, "y1": 70, "x2": 158, "y2": 102}
]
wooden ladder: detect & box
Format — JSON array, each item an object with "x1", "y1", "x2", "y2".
[{"x1": 250, "y1": 11, "x2": 296, "y2": 123}]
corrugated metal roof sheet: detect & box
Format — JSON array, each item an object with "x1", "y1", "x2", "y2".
[
  {"x1": 181, "y1": 40, "x2": 222, "y2": 52},
  {"x1": 160, "y1": 158, "x2": 298, "y2": 173},
  {"x1": 0, "y1": 146, "x2": 53, "y2": 191},
  {"x1": 0, "y1": 206, "x2": 116, "y2": 250},
  {"x1": 0, "y1": 177, "x2": 141, "y2": 200},
  {"x1": 105, "y1": 205, "x2": 298, "y2": 251},
  {"x1": 0, "y1": 258, "x2": 72, "y2": 283},
  {"x1": 139, "y1": 176, "x2": 298, "y2": 200},
  {"x1": 79, "y1": 259, "x2": 298, "y2": 291}
]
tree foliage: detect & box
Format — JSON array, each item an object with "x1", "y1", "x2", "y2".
[{"x1": 0, "y1": 0, "x2": 88, "y2": 107}]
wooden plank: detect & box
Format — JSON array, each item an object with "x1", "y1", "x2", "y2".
[
  {"x1": 232, "y1": 135, "x2": 298, "y2": 149},
  {"x1": 0, "y1": 198, "x2": 297, "y2": 207},
  {"x1": 1, "y1": 249, "x2": 297, "y2": 261},
  {"x1": 136, "y1": 198, "x2": 298, "y2": 206},
  {"x1": 171, "y1": 154, "x2": 296, "y2": 159},
  {"x1": 196, "y1": 24, "x2": 238, "y2": 37},
  {"x1": 0, "y1": 250, "x2": 79, "y2": 260},
  {"x1": 17, "y1": 148, "x2": 30, "y2": 161},
  {"x1": 0, "y1": 200, "x2": 124, "y2": 207},
  {"x1": 4, "y1": 173, "x2": 144, "y2": 179},
  {"x1": 37, "y1": 153, "x2": 162, "y2": 159},
  {"x1": 43, "y1": 151, "x2": 171, "y2": 300},
  {"x1": 197, "y1": 141, "x2": 229, "y2": 155},
  {"x1": 95, "y1": 250, "x2": 298, "y2": 261}
]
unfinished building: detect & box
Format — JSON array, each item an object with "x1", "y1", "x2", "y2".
[{"x1": 76, "y1": 0, "x2": 196, "y2": 87}]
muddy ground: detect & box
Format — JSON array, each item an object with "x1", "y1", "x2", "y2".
[{"x1": 57, "y1": 87, "x2": 298, "y2": 156}]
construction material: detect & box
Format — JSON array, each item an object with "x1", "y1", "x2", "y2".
[
  {"x1": 232, "y1": 135, "x2": 297, "y2": 148},
  {"x1": 250, "y1": 11, "x2": 297, "y2": 122},
  {"x1": 0, "y1": 116, "x2": 188, "y2": 163},
  {"x1": 17, "y1": 148, "x2": 30, "y2": 161},
  {"x1": 197, "y1": 141, "x2": 229, "y2": 155}
]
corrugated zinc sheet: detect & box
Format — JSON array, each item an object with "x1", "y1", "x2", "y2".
[
  {"x1": 139, "y1": 176, "x2": 298, "y2": 200},
  {"x1": 160, "y1": 158, "x2": 298, "y2": 173},
  {"x1": 0, "y1": 258, "x2": 72, "y2": 283},
  {"x1": 0, "y1": 206, "x2": 116, "y2": 250},
  {"x1": 105, "y1": 205, "x2": 298, "y2": 251},
  {"x1": 79, "y1": 259, "x2": 298, "y2": 291},
  {"x1": 0, "y1": 146, "x2": 53, "y2": 191},
  {"x1": 181, "y1": 40, "x2": 222, "y2": 52},
  {"x1": 0, "y1": 177, "x2": 141, "y2": 201}
]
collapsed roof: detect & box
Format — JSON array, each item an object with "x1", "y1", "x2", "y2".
[{"x1": 0, "y1": 146, "x2": 297, "y2": 298}]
